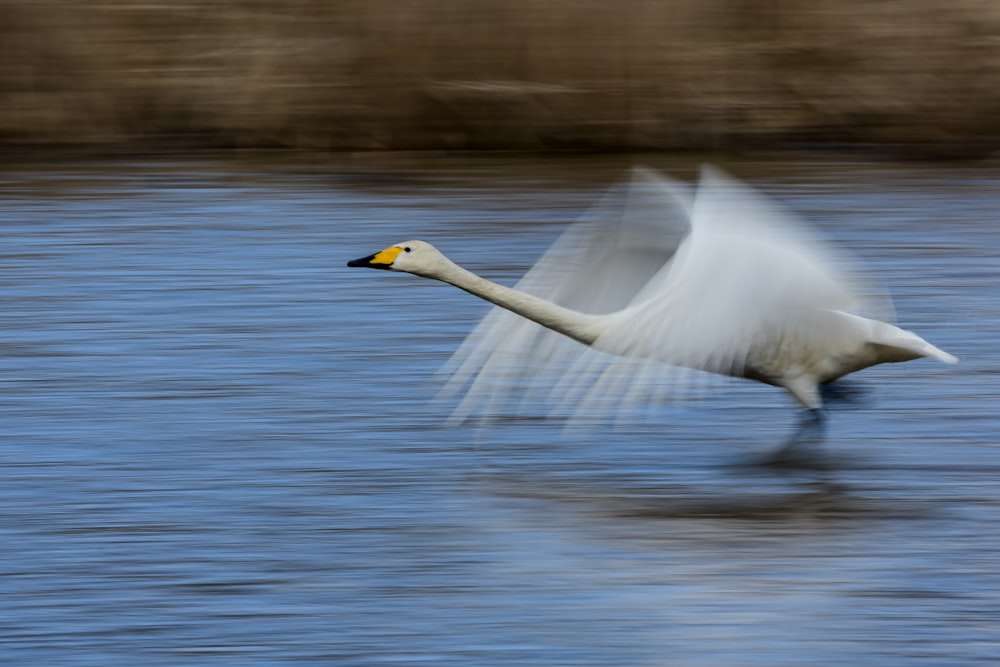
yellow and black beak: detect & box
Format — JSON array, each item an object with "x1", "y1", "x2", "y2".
[{"x1": 347, "y1": 246, "x2": 402, "y2": 271}]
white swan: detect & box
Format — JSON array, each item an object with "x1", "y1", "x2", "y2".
[{"x1": 347, "y1": 167, "x2": 957, "y2": 425}]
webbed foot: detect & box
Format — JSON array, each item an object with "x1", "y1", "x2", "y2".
[{"x1": 761, "y1": 409, "x2": 829, "y2": 470}]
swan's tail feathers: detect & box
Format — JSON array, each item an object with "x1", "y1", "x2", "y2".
[
  {"x1": 869, "y1": 323, "x2": 959, "y2": 365},
  {"x1": 913, "y1": 340, "x2": 959, "y2": 365}
]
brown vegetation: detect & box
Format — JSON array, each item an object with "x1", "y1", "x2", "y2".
[{"x1": 2, "y1": 0, "x2": 1000, "y2": 155}]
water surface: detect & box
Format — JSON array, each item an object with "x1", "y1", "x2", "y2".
[{"x1": 1, "y1": 154, "x2": 997, "y2": 665}]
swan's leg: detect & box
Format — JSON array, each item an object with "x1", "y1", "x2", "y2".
[
  {"x1": 782, "y1": 376, "x2": 822, "y2": 411},
  {"x1": 764, "y1": 408, "x2": 828, "y2": 469}
]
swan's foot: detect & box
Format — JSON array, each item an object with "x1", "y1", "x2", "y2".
[
  {"x1": 819, "y1": 381, "x2": 869, "y2": 409},
  {"x1": 760, "y1": 409, "x2": 830, "y2": 470}
]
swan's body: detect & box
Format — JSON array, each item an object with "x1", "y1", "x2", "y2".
[{"x1": 348, "y1": 167, "x2": 956, "y2": 422}]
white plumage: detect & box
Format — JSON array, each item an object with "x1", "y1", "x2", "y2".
[{"x1": 348, "y1": 166, "x2": 957, "y2": 426}]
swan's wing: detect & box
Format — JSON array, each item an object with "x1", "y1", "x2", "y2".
[
  {"x1": 438, "y1": 167, "x2": 694, "y2": 422},
  {"x1": 592, "y1": 166, "x2": 895, "y2": 379}
]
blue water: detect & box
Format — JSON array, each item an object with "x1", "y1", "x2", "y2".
[{"x1": 1, "y1": 154, "x2": 997, "y2": 665}]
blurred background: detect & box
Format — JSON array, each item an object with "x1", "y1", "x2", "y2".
[
  {"x1": 2, "y1": 0, "x2": 1000, "y2": 156},
  {"x1": 2, "y1": 2, "x2": 999, "y2": 666}
]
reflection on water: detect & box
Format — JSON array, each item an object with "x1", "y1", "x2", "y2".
[{"x1": 1, "y1": 154, "x2": 998, "y2": 665}]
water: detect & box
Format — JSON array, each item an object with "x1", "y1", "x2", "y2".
[{"x1": 1, "y1": 153, "x2": 997, "y2": 666}]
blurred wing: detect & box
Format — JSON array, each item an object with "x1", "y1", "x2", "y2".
[
  {"x1": 438, "y1": 167, "x2": 694, "y2": 423},
  {"x1": 591, "y1": 166, "x2": 895, "y2": 380}
]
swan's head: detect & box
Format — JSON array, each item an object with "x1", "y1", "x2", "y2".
[{"x1": 347, "y1": 240, "x2": 448, "y2": 278}]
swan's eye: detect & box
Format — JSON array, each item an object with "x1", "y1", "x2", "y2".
[{"x1": 404, "y1": 247, "x2": 411, "y2": 252}]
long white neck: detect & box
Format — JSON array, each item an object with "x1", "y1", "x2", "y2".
[{"x1": 428, "y1": 260, "x2": 605, "y2": 346}]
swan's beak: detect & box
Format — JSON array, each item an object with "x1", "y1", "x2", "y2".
[{"x1": 347, "y1": 246, "x2": 402, "y2": 270}]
